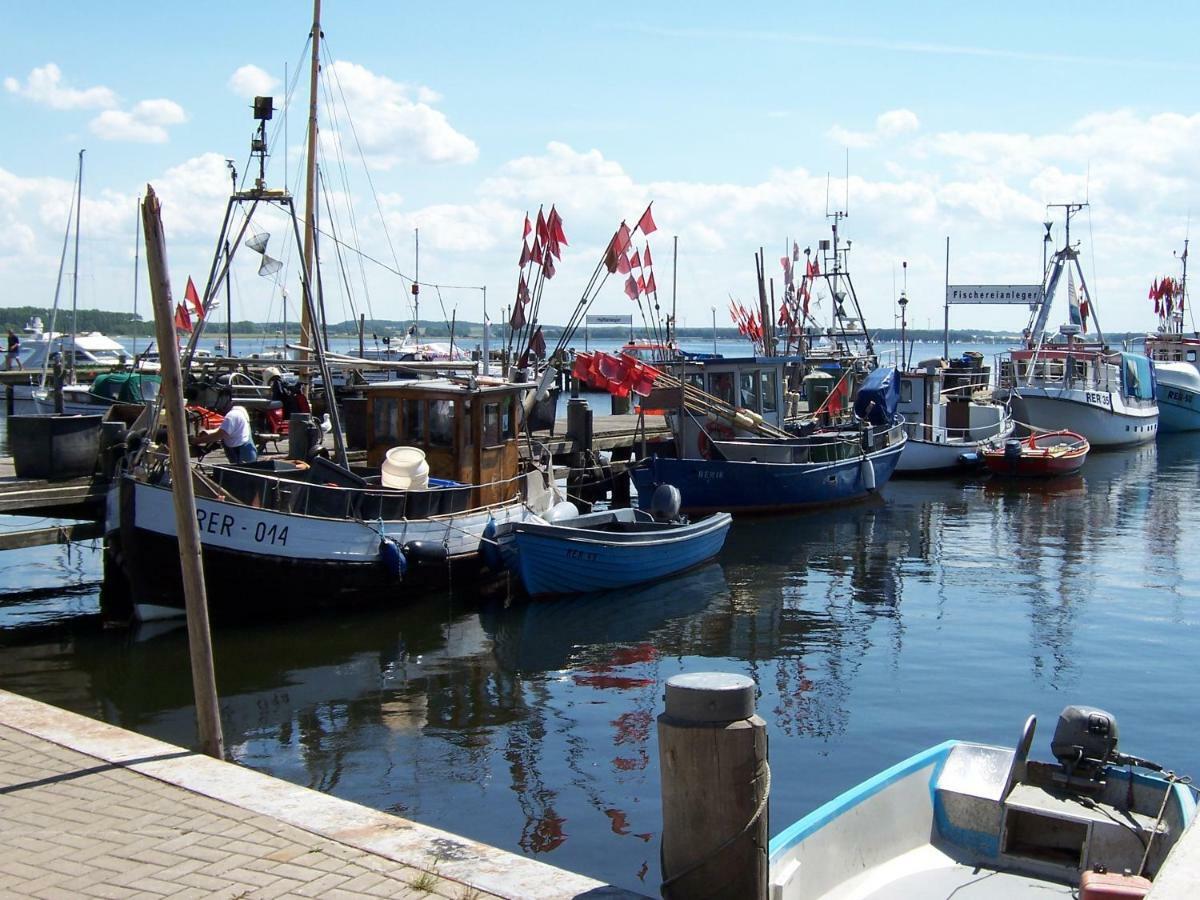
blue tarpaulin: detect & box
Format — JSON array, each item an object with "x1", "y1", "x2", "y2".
[{"x1": 853, "y1": 366, "x2": 899, "y2": 426}]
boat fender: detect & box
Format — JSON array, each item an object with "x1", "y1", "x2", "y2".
[
  {"x1": 379, "y1": 537, "x2": 407, "y2": 580},
  {"x1": 402, "y1": 540, "x2": 449, "y2": 567},
  {"x1": 547, "y1": 501, "x2": 581, "y2": 522},
  {"x1": 957, "y1": 450, "x2": 981, "y2": 467},
  {"x1": 861, "y1": 458, "x2": 876, "y2": 491},
  {"x1": 479, "y1": 517, "x2": 504, "y2": 571}
]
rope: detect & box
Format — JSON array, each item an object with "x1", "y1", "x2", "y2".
[
  {"x1": 1138, "y1": 771, "x2": 1190, "y2": 877},
  {"x1": 660, "y1": 759, "x2": 771, "y2": 897}
]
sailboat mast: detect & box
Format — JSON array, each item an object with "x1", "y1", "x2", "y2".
[
  {"x1": 671, "y1": 235, "x2": 678, "y2": 346},
  {"x1": 70, "y1": 148, "x2": 84, "y2": 378},
  {"x1": 133, "y1": 196, "x2": 141, "y2": 334},
  {"x1": 299, "y1": 0, "x2": 321, "y2": 361}
]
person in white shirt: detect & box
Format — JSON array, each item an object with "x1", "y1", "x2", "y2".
[{"x1": 195, "y1": 405, "x2": 257, "y2": 464}]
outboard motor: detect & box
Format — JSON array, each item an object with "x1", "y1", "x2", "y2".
[
  {"x1": 1051, "y1": 705, "x2": 1120, "y2": 783},
  {"x1": 1004, "y1": 438, "x2": 1023, "y2": 461},
  {"x1": 650, "y1": 483, "x2": 683, "y2": 523}
]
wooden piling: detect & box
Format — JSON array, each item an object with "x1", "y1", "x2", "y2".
[
  {"x1": 5, "y1": 384, "x2": 12, "y2": 417},
  {"x1": 658, "y1": 672, "x2": 768, "y2": 900},
  {"x1": 142, "y1": 185, "x2": 225, "y2": 761}
]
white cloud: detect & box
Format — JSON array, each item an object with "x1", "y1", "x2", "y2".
[
  {"x1": 324, "y1": 60, "x2": 477, "y2": 167},
  {"x1": 90, "y1": 98, "x2": 187, "y2": 144},
  {"x1": 3, "y1": 63, "x2": 117, "y2": 110},
  {"x1": 828, "y1": 108, "x2": 921, "y2": 148},
  {"x1": 228, "y1": 64, "x2": 279, "y2": 99}
]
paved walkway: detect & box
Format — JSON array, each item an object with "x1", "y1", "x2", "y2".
[{"x1": 0, "y1": 690, "x2": 635, "y2": 900}]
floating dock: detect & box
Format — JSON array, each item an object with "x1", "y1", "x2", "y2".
[{"x1": 0, "y1": 690, "x2": 641, "y2": 899}]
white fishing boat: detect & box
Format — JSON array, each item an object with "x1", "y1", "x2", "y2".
[
  {"x1": 997, "y1": 205, "x2": 1158, "y2": 447},
  {"x1": 1144, "y1": 240, "x2": 1200, "y2": 431},
  {"x1": 770, "y1": 705, "x2": 1195, "y2": 899},
  {"x1": 896, "y1": 354, "x2": 1014, "y2": 473}
]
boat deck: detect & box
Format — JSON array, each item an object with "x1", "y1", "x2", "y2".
[{"x1": 818, "y1": 844, "x2": 1073, "y2": 900}]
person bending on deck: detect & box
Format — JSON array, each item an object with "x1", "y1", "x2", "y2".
[
  {"x1": 5, "y1": 330, "x2": 21, "y2": 371},
  {"x1": 194, "y1": 405, "x2": 257, "y2": 464}
]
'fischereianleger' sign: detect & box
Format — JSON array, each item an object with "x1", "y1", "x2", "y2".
[{"x1": 946, "y1": 284, "x2": 1044, "y2": 305}]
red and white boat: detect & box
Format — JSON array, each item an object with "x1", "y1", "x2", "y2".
[{"x1": 982, "y1": 430, "x2": 1089, "y2": 477}]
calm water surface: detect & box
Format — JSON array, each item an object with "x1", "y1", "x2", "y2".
[{"x1": 0, "y1": 359, "x2": 1198, "y2": 893}]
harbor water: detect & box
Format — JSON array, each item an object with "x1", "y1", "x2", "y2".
[{"x1": 1, "y1": 345, "x2": 1198, "y2": 893}]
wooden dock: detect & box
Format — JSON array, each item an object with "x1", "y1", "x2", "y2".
[
  {"x1": 529, "y1": 413, "x2": 672, "y2": 457},
  {"x1": 0, "y1": 457, "x2": 109, "y2": 550}
]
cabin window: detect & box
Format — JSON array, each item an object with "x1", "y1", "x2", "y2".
[
  {"x1": 483, "y1": 401, "x2": 503, "y2": 446},
  {"x1": 374, "y1": 398, "x2": 401, "y2": 444},
  {"x1": 404, "y1": 399, "x2": 424, "y2": 443},
  {"x1": 430, "y1": 400, "x2": 455, "y2": 447},
  {"x1": 685, "y1": 373, "x2": 703, "y2": 391},
  {"x1": 707, "y1": 372, "x2": 735, "y2": 406},
  {"x1": 1189, "y1": 351, "x2": 1197, "y2": 363},
  {"x1": 760, "y1": 370, "x2": 778, "y2": 414},
  {"x1": 900, "y1": 381, "x2": 914, "y2": 403},
  {"x1": 502, "y1": 399, "x2": 514, "y2": 439},
  {"x1": 739, "y1": 371, "x2": 760, "y2": 411}
]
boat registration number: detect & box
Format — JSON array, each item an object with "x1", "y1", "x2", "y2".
[
  {"x1": 566, "y1": 548, "x2": 598, "y2": 561},
  {"x1": 1084, "y1": 391, "x2": 1109, "y2": 407},
  {"x1": 196, "y1": 509, "x2": 290, "y2": 546},
  {"x1": 1167, "y1": 388, "x2": 1196, "y2": 406}
]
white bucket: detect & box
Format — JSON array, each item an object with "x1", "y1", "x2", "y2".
[{"x1": 381, "y1": 446, "x2": 430, "y2": 490}]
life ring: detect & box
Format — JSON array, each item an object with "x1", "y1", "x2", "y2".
[{"x1": 698, "y1": 421, "x2": 736, "y2": 460}]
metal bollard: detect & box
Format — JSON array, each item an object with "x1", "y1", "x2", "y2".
[{"x1": 658, "y1": 672, "x2": 769, "y2": 899}]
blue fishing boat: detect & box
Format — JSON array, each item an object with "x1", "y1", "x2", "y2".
[
  {"x1": 632, "y1": 367, "x2": 906, "y2": 514},
  {"x1": 769, "y1": 705, "x2": 1195, "y2": 899},
  {"x1": 493, "y1": 500, "x2": 731, "y2": 598}
]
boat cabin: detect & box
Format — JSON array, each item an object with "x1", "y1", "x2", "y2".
[
  {"x1": 362, "y1": 378, "x2": 529, "y2": 507},
  {"x1": 1000, "y1": 346, "x2": 1156, "y2": 402},
  {"x1": 898, "y1": 355, "x2": 1001, "y2": 443}
]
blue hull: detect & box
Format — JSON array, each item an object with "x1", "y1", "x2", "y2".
[
  {"x1": 631, "y1": 441, "x2": 905, "y2": 515},
  {"x1": 513, "y1": 514, "x2": 731, "y2": 597},
  {"x1": 1156, "y1": 386, "x2": 1200, "y2": 432}
]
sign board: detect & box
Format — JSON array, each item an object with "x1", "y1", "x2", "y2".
[
  {"x1": 946, "y1": 284, "x2": 1044, "y2": 305},
  {"x1": 586, "y1": 314, "x2": 634, "y2": 325}
]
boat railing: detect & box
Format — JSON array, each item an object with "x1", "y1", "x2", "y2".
[
  {"x1": 902, "y1": 415, "x2": 1011, "y2": 445},
  {"x1": 996, "y1": 352, "x2": 1121, "y2": 394}
]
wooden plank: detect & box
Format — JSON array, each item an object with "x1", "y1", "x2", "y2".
[
  {"x1": 0, "y1": 521, "x2": 104, "y2": 551},
  {"x1": 0, "y1": 478, "x2": 107, "y2": 514}
]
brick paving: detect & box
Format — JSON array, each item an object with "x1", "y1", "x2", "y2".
[{"x1": 0, "y1": 723, "x2": 496, "y2": 899}]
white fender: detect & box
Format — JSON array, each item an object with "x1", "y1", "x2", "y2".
[{"x1": 861, "y1": 457, "x2": 876, "y2": 491}]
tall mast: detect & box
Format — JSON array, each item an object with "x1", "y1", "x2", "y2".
[
  {"x1": 671, "y1": 235, "x2": 678, "y2": 346},
  {"x1": 299, "y1": 0, "x2": 321, "y2": 360},
  {"x1": 413, "y1": 227, "x2": 420, "y2": 333},
  {"x1": 133, "y1": 196, "x2": 141, "y2": 333},
  {"x1": 70, "y1": 148, "x2": 84, "y2": 378}
]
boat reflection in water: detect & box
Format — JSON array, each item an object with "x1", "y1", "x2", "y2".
[{"x1": 1, "y1": 433, "x2": 1199, "y2": 893}]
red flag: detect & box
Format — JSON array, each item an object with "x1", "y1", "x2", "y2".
[
  {"x1": 637, "y1": 274, "x2": 646, "y2": 294},
  {"x1": 548, "y1": 206, "x2": 567, "y2": 246},
  {"x1": 792, "y1": 241, "x2": 800, "y2": 262},
  {"x1": 174, "y1": 303, "x2": 193, "y2": 333},
  {"x1": 547, "y1": 236, "x2": 562, "y2": 260},
  {"x1": 530, "y1": 326, "x2": 547, "y2": 358},
  {"x1": 531, "y1": 238, "x2": 543, "y2": 265},
  {"x1": 617, "y1": 251, "x2": 632, "y2": 275},
  {"x1": 510, "y1": 298, "x2": 526, "y2": 330},
  {"x1": 535, "y1": 208, "x2": 549, "y2": 243},
  {"x1": 185, "y1": 276, "x2": 204, "y2": 320},
  {"x1": 544, "y1": 252, "x2": 556, "y2": 279},
  {"x1": 615, "y1": 222, "x2": 632, "y2": 254},
  {"x1": 778, "y1": 302, "x2": 792, "y2": 328},
  {"x1": 644, "y1": 243, "x2": 653, "y2": 267},
  {"x1": 780, "y1": 256, "x2": 793, "y2": 286},
  {"x1": 519, "y1": 241, "x2": 530, "y2": 267},
  {"x1": 625, "y1": 275, "x2": 640, "y2": 300},
  {"x1": 523, "y1": 213, "x2": 532, "y2": 239},
  {"x1": 636, "y1": 204, "x2": 657, "y2": 235},
  {"x1": 646, "y1": 271, "x2": 657, "y2": 295},
  {"x1": 629, "y1": 249, "x2": 642, "y2": 270},
  {"x1": 517, "y1": 274, "x2": 530, "y2": 304}
]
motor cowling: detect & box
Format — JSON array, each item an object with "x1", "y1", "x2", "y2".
[{"x1": 1051, "y1": 705, "x2": 1120, "y2": 778}]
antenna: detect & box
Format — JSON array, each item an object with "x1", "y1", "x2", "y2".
[
  {"x1": 825, "y1": 173, "x2": 831, "y2": 218},
  {"x1": 844, "y1": 148, "x2": 850, "y2": 219}
]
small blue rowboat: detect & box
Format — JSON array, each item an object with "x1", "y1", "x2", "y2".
[{"x1": 505, "y1": 506, "x2": 732, "y2": 598}]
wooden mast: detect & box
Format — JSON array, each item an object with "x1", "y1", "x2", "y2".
[{"x1": 299, "y1": 0, "x2": 321, "y2": 363}]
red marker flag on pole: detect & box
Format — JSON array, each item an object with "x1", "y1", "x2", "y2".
[
  {"x1": 646, "y1": 272, "x2": 657, "y2": 295},
  {"x1": 615, "y1": 222, "x2": 632, "y2": 253},
  {"x1": 637, "y1": 274, "x2": 647, "y2": 294},
  {"x1": 535, "y1": 208, "x2": 549, "y2": 243},
  {"x1": 523, "y1": 213, "x2": 532, "y2": 239},
  {"x1": 636, "y1": 204, "x2": 657, "y2": 235},
  {"x1": 174, "y1": 303, "x2": 193, "y2": 333},
  {"x1": 185, "y1": 276, "x2": 204, "y2": 319},
  {"x1": 519, "y1": 242, "x2": 531, "y2": 267},
  {"x1": 548, "y1": 206, "x2": 567, "y2": 246},
  {"x1": 530, "y1": 239, "x2": 543, "y2": 265},
  {"x1": 530, "y1": 326, "x2": 546, "y2": 359},
  {"x1": 518, "y1": 274, "x2": 530, "y2": 304},
  {"x1": 644, "y1": 243, "x2": 653, "y2": 267},
  {"x1": 510, "y1": 298, "x2": 526, "y2": 330},
  {"x1": 544, "y1": 252, "x2": 556, "y2": 279},
  {"x1": 625, "y1": 275, "x2": 640, "y2": 300},
  {"x1": 629, "y1": 249, "x2": 642, "y2": 270},
  {"x1": 792, "y1": 241, "x2": 800, "y2": 262}
]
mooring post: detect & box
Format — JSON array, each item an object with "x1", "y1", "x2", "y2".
[
  {"x1": 5, "y1": 384, "x2": 12, "y2": 417},
  {"x1": 142, "y1": 185, "x2": 225, "y2": 761},
  {"x1": 52, "y1": 360, "x2": 64, "y2": 414},
  {"x1": 658, "y1": 672, "x2": 769, "y2": 900}
]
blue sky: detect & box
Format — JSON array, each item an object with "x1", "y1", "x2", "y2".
[{"x1": 3, "y1": 2, "x2": 1199, "y2": 336}]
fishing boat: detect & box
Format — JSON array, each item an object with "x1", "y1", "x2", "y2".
[
  {"x1": 997, "y1": 205, "x2": 1158, "y2": 447},
  {"x1": 769, "y1": 705, "x2": 1195, "y2": 899},
  {"x1": 982, "y1": 430, "x2": 1089, "y2": 477},
  {"x1": 1143, "y1": 241, "x2": 1200, "y2": 431},
  {"x1": 488, "y1": 491, "x2": 731, "y2": 597},
  {"x1": 895, "y1": 353, "x2": 1014, "y2": 473},
  {"x1": 630, "y1": 366, "x2": 907, "y2": 515}
]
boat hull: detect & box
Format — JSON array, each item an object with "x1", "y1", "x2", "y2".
[
  {"x1": 512, "y1": 513, "x2": 732, "y2": 597},
  {"x1": 1154, "y1": 362, "x2": 1200, "y2": 432},
  {"x1": 896, "y1": 434, "x2": 998, "y2": 473},
  {"x1": 108, "y1": 473, "x2": 554, "y2": 620},
  {"x1": 1007, "y1": 392, "x2": 1157, "y2": 448},
  {"x1": 630, "y1": 438, "x2": 904, "y2": 515}
]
